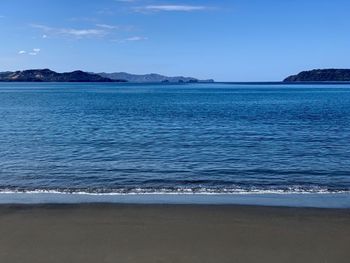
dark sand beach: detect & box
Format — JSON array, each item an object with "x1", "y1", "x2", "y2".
[{"x1": 0, "y1": 204, "x2": 349, "y2": 263}]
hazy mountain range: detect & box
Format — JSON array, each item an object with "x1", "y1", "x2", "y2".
[
  {"x1": 2, "y1": 68, "x2": 350, "y2": 83},
  {"x1": 98, "y1": 72, "x2": 214, "y2": 83},
  {"x1": 0, "y1": 69, "x2": 214, "y2": 83},
  {"x1": 0, "y1": 69, "x2": 120, "y2": 82}
]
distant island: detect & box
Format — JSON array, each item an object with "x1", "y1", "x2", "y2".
[
  {"x1": 0, "y1": 69, "x2": 213, "y2": 83},
  {"x1": 98, "y1": 72, "x2": 214, "y2": 83},
  {"x1": 284, "y1": 69, "x2": 350, "y2": 82}
]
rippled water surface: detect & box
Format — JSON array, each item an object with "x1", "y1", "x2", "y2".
[{"x1": 0, "y1": 83, "x2": 349, "y2": 194}]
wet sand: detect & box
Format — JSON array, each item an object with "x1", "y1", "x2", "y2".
[{"x1": 0, "y1": 204, "x2": 349, "y2": 263}]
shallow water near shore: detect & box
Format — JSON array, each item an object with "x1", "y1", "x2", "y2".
[
  {"x1": 0, "y1": 192, "x2": 349, "y2": 208},
  {"x1": 0, "y1": 83, "x2": 349, "y2": 206}
]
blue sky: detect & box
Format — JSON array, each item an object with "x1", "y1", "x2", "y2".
[{"x1": 0, "y1": 0, "x2": 349, "y2": 81}]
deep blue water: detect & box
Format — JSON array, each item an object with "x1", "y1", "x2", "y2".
[{"x1": 0, "y1": 83, "x2": 350, "y2": 195}]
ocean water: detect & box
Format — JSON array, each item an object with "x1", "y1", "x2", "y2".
[{"x1": 0, "y1": 83, "x2": 350, "y2": 204}]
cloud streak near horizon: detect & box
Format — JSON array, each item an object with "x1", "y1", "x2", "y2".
[
  {"x1": 137, "y1": 5, "x2": 208, "y2": 12},
  {"x1": 30, "y1": 23, "x2": 147, "y2": 44},
  {"x1": 31, "y1": 24, "x2": 107, "y2": 38},
  {"x1": 30, "y1": 20, "x2": 137, "y2": 40}
]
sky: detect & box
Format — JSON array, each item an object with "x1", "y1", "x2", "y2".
[{"x1": 0, "y1": 0, "x2": 350, "y2": 81}]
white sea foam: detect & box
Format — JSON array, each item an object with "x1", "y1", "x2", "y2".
[{"x1": 0, "y1": 188, "x2": 348, "y2": 196}]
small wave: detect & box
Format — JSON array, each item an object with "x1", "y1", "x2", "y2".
[{"x1": 0, "y1": 187, "x2": 349, "y2": 195}]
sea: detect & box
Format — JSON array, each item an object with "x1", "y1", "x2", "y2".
[{"x1": 0, "y1": 82, "x2": 349, "y2": 207}]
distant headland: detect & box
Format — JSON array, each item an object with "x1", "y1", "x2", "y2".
[
  {"x1": 0, "y1": 69, "x2": 214, "y2": 83},
  {"x1": 0, "y1": 69, "x2": 119, "y2": 82},
  {"x1": 284, "y1": 69, "x2": 350, "y2": 82}
]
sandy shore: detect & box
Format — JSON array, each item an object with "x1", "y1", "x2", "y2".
[{"x1": 0, "y1": 204, "x2": 349, "y2": 263}]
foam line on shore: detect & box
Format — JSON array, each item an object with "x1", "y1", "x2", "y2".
[{"x1": 0, "y1": 192, "x2": 349, "y2": 208}]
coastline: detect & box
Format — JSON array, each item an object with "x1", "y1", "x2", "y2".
[
  {"x1": 0, "y1": 204, "x2": 349, "y2": 263},
  {"x1": 0, "y1": 192, "x2": 349, "y2": 208}
]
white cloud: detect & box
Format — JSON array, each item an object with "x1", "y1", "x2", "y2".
[
  {"x1": 96, "y1": 24, "x2": 120, "y2": 30},
  {"x1": 31, "y1": 24, "x2": 106, "y2": 38},
  {"x1": 112, "y1": 36, "x2": 148, "y2": 43},
  {"x1": 96, "y1": 24, "x2": 133, "y2": 32},
  {"x1": 63, "y1": 28, "x2": 105, "y2": 37},
  {"x1": 42, "y1": 34, "x2": 48, "y2": 38},
  {"x1": 141, "y1": 5, "x2": 207, "y2": 12},
  {"x1": 125, "y1": 36, "x2": 147, "y2": 41},
  {"x1": 18, "y1": 48, "x2": 41, "y2": 56}
]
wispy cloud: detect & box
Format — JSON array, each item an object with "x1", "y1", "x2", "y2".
[
  {"x1": 63, "y1": 28, "x2": 105, "y2": 37},
  {"x1": 97, "y1": 23, "x2": 134, "y2": 31},
  {"x1": 96, "y1": 24, "x2": 120, "y2": 30},
  {"x1": 125, "y1": 36, "x2": 147, "y2": 41},
  {"x1": 31, "y1": 23, "x2": 133, "y2": 39},
  {"x1": 31, "y1": 24, "x2": 107, "y2": 38},
  {"x1": 112, "y1": 36, "x2": 148, "y2": 43},
  {"x1": 138, "y1": 5, "x2": 208, "y2": 12},
  {"x1": 18, "y1": 48, "x2": 41, "y2": 56}
]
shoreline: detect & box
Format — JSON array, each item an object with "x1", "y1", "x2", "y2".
[
  {"x1": 0, "y1": 192, "x2": 349, "y2": 209},
  {"x1": 0, "y1": 204, "x2": 349, "y2": 263}
]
